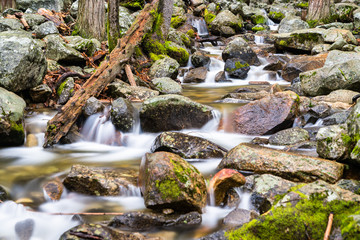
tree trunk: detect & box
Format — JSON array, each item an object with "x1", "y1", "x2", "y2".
[
  {"x1": 76, "y1": 0, "x2": 106, "y2": 41},
  {"x1": 1, "y1": 0, "x2": 15, "y2": 12},
  {"x1": 107, "y1": 0, "x2": 120, "y2": 52},
  {"x1": 307, "y1": 0, "x2": 331, "y2": 23},
  {"x1": 158, "y1": 0, "x2": 174, "y2": 39},
  {"x1": 44, "y1": 0, "x2": 159, "y2": 148}
]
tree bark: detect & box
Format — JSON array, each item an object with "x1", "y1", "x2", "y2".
[
  {"x1": 44, "y1": 0, "x2": 159, "y2": 148},
  {"x1": 158, "y1": 0, "x2": 174, "y2": 39},
  {"x1": 307, "y1": 0, "x2": 331, "y2": 23},
  {"x1": 0, "y1": 0, "x2": 15, "y2": 12},
  {"x1": 107, "y1": 0, "x2": 120, "y2": 52},
  {"x1": 76, "y1": 0, "x2": 106, "y2": 41}
]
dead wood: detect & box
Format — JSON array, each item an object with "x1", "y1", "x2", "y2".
[
  {"x1": 43, "y1": 0, "x2": 159, "y2": 147},
  {"x1": 37, "y1": 8, "x2": 70, "y2": 34},
  {"x1": 125, "y1": 64, "x2": 137, "y2": 86},
  {"x1": 323, "y1": 212, "x2": 334, "y2": 240}
]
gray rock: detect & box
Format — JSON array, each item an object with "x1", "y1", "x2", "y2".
[
  {"x1": 0, "y1": 87, "x2": 26, "y2": 146},
  {"x1": 183, "y1": 67, "x2": 208, "y2": 83},
  {"x1": 269, "y1": 127, "x2": 309, "y2": 145},
  {"x1": 355, "y1": 11, "x2": 360, "y2": 30},
  {"x1": 15, "y1": 219, "x2": 35, "y2": 240},
  {"x1": 0, "y1": 31, "x2": 47, "y2": 92},
  {"x1": 29, "y1": 84, "x2": 52, "y2": 103},
  {"x1": 151, "y1": 77, "x2": 182, "y2": 95},
  {"x1": 83, "y1": 97, "x2": 104, "y2": 117},
  {"x1": 16, "y1": 0, "x2": 64, "y2": 12},
  {"x1": 324, "y1": 50, "x2": 360, "y2": 67},
  {"x1": 312, "y1": 89, "x2": 360, "y2": 104},
  {"x1": 70, "y1": 0, "x2": 78, "y2": 18},
  {"x1": 34, "y1": 21, "x2": 59, "y2": 38},
  {"x1": 224, "y1": 58, "x2": 250, "y2": 79},
  {"x1": 44, "y1": 34, "x2": 85, "y2": 64},
  {"x1": 149, "y1": 57, "x2": 180, "y2": 79},
  {"x1": 107, "y1": 80, "x2": 159, "y2": 101},
  {"x1": 110, "y1": 97, "x2": 135, "y2": 132},
  {"x1": 223, "y1": 209, "x2": 259, "y2": 227},
  {"x1": 140, "y1": 94, "x2": 214, "y2": 132},
  {"x1": 311, "y1": 44, "x2": 331, "y2": 55},
  {"x1": 278, "y1": 16, "x2": 309, "y2": 34},
  {"x1": 336, "y1": 179, "x2": 360, "y2": 195},
  {"x1": 323, "y1": 111, "x2": 351, "y2": 126},
  {"x1": 215, "y1": 71, "x2": 230, "y2": 82},
  {"x1": 23, "y1": 13, "x2": 46, "y2": 29},
  {"x1": 64, "y1": 36, "x2": 101, "y2": 56},
  {"x1": 317, "y1": 22, "x2": 354, "y2": 31},
  {"x1": 334, "y1": 3, "x2": 359, "y2": 22},
  {"x1": 316, "y1": 124, "x2": 349, "y2": 160},
  {"x1": 118, "y1": 6, "x2": 135, "y2": 36},
  {"x1": 57, "y1": 77, "x2": 74, "y2": 105},
  {"x1": 0, "y1": 18, "x2": 23, "y2": 32},
  {"x1": 328, "y1": 38, "x2": 347, "y2": 51},
  {"x1": 222, "y1": 37, "x2": 260, "y2": 65},
  {"x1": 210, "y1": 10, "x2": 242, "y2": 37},
  {"x1": 151, "y1": 131, "x2": 227, "y2": 159},
  {"x1": 191, "y1": 51, "x2": 211, "y2": 68}
]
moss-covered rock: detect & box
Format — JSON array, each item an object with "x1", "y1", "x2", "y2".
[
  {"x1": 151, "y1": 77, "x2": 182, "y2": 95},
  {"x1": 224, "y1": 58, "x2": 250, "y2": 79},
  {"x1": 164, "y1": 41, "x2": 189, "y2": 66},
  {"x1": 148, "y1": 56, "x2": 180, "y2": 79},
  {"x1": 64, "y1": 36, "x2": 101, "y2": 56},
  {"x1": 119, "y1": 0, "x2": 144, "y2": 10},
  {"x1": 222, "y1": 37, "x2": 261, "y2": 66},
  {"x1": 210, "y1": 10, "x2": 243, "y2": 37},
  {"x1": 140, "y1": 151, "x2": 207, "y2": 213}
]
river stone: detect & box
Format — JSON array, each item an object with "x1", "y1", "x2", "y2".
[
  {"x1": 210, "y1": 10, "x2": 243, "y2": 37},
  {"x1": 83, "y1": 97, "x2": 104, "y2": 117},
  {"x1": 15, "y1": 218, "x2": 35, "y2": 240},
  {"x1": 183, "y1": 67, "x2": 208, "y2": 83},
  {"x1": 223, "y1": 209, "x2": 259, "y2": 227},
  {"x1": 336, "y1": 179, "x2": 360, "y2": 195},
  {"x1": 151, "y1": 77, "x2": 182, "y2": 95},
  {"x1": 43, "y1": 180, "x2": 64, "y2": 201},
  {"x1": 0, "y1": 185, "x2": 9, "y2": 201},
  {"x1": 34, "y1": 21, "x2": 58, "y2": 38},
  {"x1": 323, "y1": 111, "x2": 351, "y2": 126},
  {"x1": 197, "y1": 229, "x2": 227, "y2": 240},
  {"x1": 16, "y1": 0, "x2": 64, "y2": 12},
  {"x1": 64, "y1": 36, "x2": 101, "y2": 56},
  {"x1": 222, "y1": 37, "x2": 260, "y2": 65},
  {"x1": 60, "y1": 223, "x2": 146, "y2": 240},
  {"x1": 149, "y1": 57, "x2": 180, "y2": 79},
  {"x1": 0, "y1": 31, "x2": 47, "y2": 92},
  {"x1": 108, "y1": 211, "x2": 201, "y2": 231},
  {"x1": 278, "y1": 16, "x2": 309, "y2": 34},
  {"x1": 57, "y1": 77, "x2": 74, "y2": 105},
  {"x1": 63, "y1": 164, "x2": 138, "y2": 196},
  {"x1": 140, "y1": 152, "x2": 207, "y2": 213},
  {"x1": 0, "y1": 18, "x2": 23, "y2": 32},
  {"x1": 269, "y1": 127, "x2": 309, "y2": 145},
  {"x1": 230, "y1": 91, "x2": 299, "y2": 135},
  {"x1": 110, "y1": 97, "x2": 135, "y2": 132},
  {"x1": 281, "y1": 53, "x2": 327, "y2": 82},
  {"x1": 324, "y1": 50, "x2": 360, "y2": 67},
  {"x1": 151, "y1": 131, "x2": 227, "y2": 159},
  {"x1": 44, "y1": 34, "x2": 85, "y2": 64},
  {"x1": 107, "y1": 80, "x2": 159, "y2": 101},
  {"x1": 218, "y1": 143, "x2": 344, "y2": 183},
  {"x1": 139, "y1": 94, "x2": 214, "y2": 132},
  {"x1": 224, "y1": 58, "x2": 250, "y2": 79},
  {"x1": 312, "y1": 89, "x2": 360, "y2": 104},
  {"x1": 208, "y1": 169, "x2": 246, "y2": 206},
  {"x1": 29, "y1": 84, "x2": 52, "y2": 103},
  {"x1": 300, "y1": 59, "x2": 360, "y2": 97},
  {"x1": 23, "y1": 14, "x2": 46, "y2": 29},
  {"x1": 0, "y1": 88, "x2": 26, "y2": 146},
  {"x1": 191, "y1": 51, "x2": 211, "y2": 68}
]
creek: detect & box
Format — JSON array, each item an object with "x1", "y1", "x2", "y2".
[{"x1": 0, "y1": 20, "x2": 293, "y2": 239}]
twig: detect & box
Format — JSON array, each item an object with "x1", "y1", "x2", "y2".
[
  {"x1": 324, "y1": 212, "x2": 334, "y2": 240},
  {"x1": 125, "y1": 64, "x2": 137, "y2": 86}
]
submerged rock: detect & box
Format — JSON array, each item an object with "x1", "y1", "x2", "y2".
[
  {"x1": 218, "y1": 143, "x2": 344, "y2": 183},
  {"x1": 43, "y1": 180, "x2": 64, "y2": 201},
  {"x1": 222, "y1": 37, "x2": 260, "y2": 65},
  {"x1": 140, "y1": 152, "x2": 207, "y2": 213},
  {"x1": 139, "y1": 94, "x2": 214, "y2": 132},
  {"x1": 151, "y1": 131, "x2": 227, "y2": 159},
  {"x1": 224, "y1": 58, "x2": 250, "y2": 79}
]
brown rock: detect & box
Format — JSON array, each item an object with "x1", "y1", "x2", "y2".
[
  {"x1": 43, "y1": 179, "x2": 64, "y2": 201},
  {"x1": 183, "y1": 67, "x2": 208, "y2": 83}
]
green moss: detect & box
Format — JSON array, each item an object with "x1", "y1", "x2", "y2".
[
  {"x1": 252, "y1": 26, "x2": 265, "y2": 32},
  {"x1": 57, "y1": 80, "x2": 68, "y2": 96},
  {"x1": 180, "y1": 34, "x2": 191, "y2": 48},
  {"x1": 278, "y1": 40, "x2": 288, "y2": 46},
  {"x1": 170, "y1": 16, "x2": 185, "y2": 29},
  {"x1": 134, "y1": 46, "x2": 143, "y2": 57},
  {"x1": 149, "y1": 53, "x2": 167, "y2": 61},
  {"x1": 226, "y1": 61, "x2": 249, "y2": 72},
  {"x1": 352, "y1": 145, "x2": 360, "y2": 156},
  {"x1": 226, "y1": 195, "x2": 360, "y2": 240},
  {"x1": 204, "y1": 9, "x2": 216, "y2": 25},
  {"x1": 120, "y1": 0, "x2": 144, "y2": 10},
  {"x1": 155, "y1": 179, "x2": 181, "y2": 200},
  {"x1": 307, "y1": 20, "x2": 318, "y2": 28},
  {"x1": 269, "y1": 11, "x2": 285, "y2": 21},
  {"x1": 186, "y1": 29, "x2": 195, "y2": 38},
  {"x1": 296, "y1": 2, "x2": 309, "y2": 8},
  {"x1": 251, "y1": 15, "x2": 266, "y2": 25},
  {"x1": 164, "y1": 41, "x2": 189, "y2": 66},
  {"x1": 10, "y1": 121, "x2": 24, "y2": 133}
]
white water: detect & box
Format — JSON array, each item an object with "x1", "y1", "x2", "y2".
[
  {"x1": 254, "y1": 35, "x2": 265, "y2": 44},
  {"x1": 191, "y1": 18, "x2": 209, "y2": 37},
  {"x1": 261, "y1": 9, "x2": 279, "y2": 31}
]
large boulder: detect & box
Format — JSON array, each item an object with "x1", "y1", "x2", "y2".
[
  {"x1": 139, "y1": 94, "x2": 214, "y2": 132},
  {"x1": 224, "y1": 58, "x2": 250, "y2": 79},
  {"x1": 0, "y1": 88, "x2": 26, "y2": 146},
  {"x1": 151, "y1": 131, "x2": 227, "y2": 159},
  {"x1": 218, "y1": 143, "x2": 344, "y2": 183},
  {"x1": 229, "y1": 91, "x2": 299, "y2": 135},
  {"x1": 0, "y1": 19, "x2": 23, "y2": 32},
  {"x1": 34, "y1": 21, "x2": 59, "y2": 38},
  {"x1": 64, "y1": 36, "x2": 101, "y2": 56},
  {"x1": 149, "y1": 57, "x2": 180, "y2": 79},
  {"x1": 151, "y1": 77, "x2": 182, "y2": 95},
  {"x1": 0, "y1": 31, "x2": 47, "y2": 92},
  {"x1": 191, "y1": 51, "x2": 211, "y2": 68},
  {"x1": 183, "y1": 67, "x2": 208, "y2": 83},
  {"x1": 140, "y1": 152, "x2": 207, "y2": 213},
  {"x1": 110, "y1": 97, "x2": 135, "y2": 132},
  {"x1": 222, "y1": 37, "x2": 260, "y2": 65},
  {"x1": 63, "y1": 164, "x2": 138, "y2": 196},
  {"x1": 107, "y1": 80, "x2": 159, "y2": 101},
  {"x1": 278, "y1": 16, "x2": 309, "y2": 34},
  {"x1": 16, "y1": 0, "x2": 64, "y2": 11},
  {"x1": 210, "y1": 10, "x2": 243, "y2": 37}
]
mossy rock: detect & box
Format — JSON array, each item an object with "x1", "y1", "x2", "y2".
[
  {"x1": 269, "y1": 11, "x2": 285, "y2": 22},
  {"x1": 119, "y1": 0, "x2": 144, "y2": 10},
  {"x1": 164, "y1": 41, "x2": 189, "y2": 66}
]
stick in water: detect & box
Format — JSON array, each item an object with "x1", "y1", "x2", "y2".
[{"x1": 324, "y1": 212, "x2": 334, "y2": 240}]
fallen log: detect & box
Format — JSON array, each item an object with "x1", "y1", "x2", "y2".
[{"x1": 43, "y1": 0, "x2": 159, "y2": 147}]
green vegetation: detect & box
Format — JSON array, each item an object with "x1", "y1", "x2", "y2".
[
  {"x1": 120, "y1": 0, "x2": 144, "y2": 10},
  {"x1": 252, "y1": 26, "x2": 265, "y2": 32},
  {"x1": 269, "y1": 11, "x2": 285, "y2": 21},
  {"x1": 296, "y1": 2, "x2": 309, "y2": 8},
  {"x1": 156, "y1": 179, "x2": 181, "y2": 200},
  {"x1": 204, "y1": 9, "x2": 216, "y2": 25},
  {"x1": 170, "y1": 16, "x2": 186, "y2": 28},
  {"x1": 251, "y1": 15, "x2": 266, "y2": 25}
]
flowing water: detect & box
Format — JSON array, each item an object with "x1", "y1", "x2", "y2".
[{"x1": 0, "y1": 18, "x2": 289, "y2": 240}]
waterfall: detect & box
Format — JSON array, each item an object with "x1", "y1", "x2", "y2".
[
  {"x1": 254, "y1": 35, "x2": 265, "y2": 44},
  {"x1": 191, "y1": 18, "x2": 209, "y2": 37},
  {"x1": 261, "y1": 9, "x2": 279, "y2": 31},
  {"x1": 234, "y1": 188, "x2": 253, "y2": 210}
]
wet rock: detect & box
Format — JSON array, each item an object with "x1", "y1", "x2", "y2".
[
  {"x1": 230, "y1": 91, "x2": 299, "y2": 135},
  {"x1": 151, "y1": 131, "x2": 227, "y2": 159},
  {"x1": 197, "y1": 229, "x2": 227, "y2": 240},
  {"x1": 110, "y1": 97, "x2": 135, "y2": 132},
  {"x1": 278, "y1": 16, "x2": 309, "y2": 34},
  {"x1": 64, "y1": 36, "x2": 101, "y2": 56},
  {"x1": 250, "y1": 137, "x2": 269, "y2": 145},
  {"x1": 108, "y1": 211, "x2": 201, "y2": 231},
  {"x1": 183, "y1": 67, "x2": 208, "y2": 83},
  {"x1": 0, "y1": 18, "x2": 23, "y2": 32},
  {"x1": 149, "y1": 57, "x2": 180, "y2": 79},
  {"x1": 313, "y1": 89, "x2": 359, "y2": 104},
  {"x1": 140, "y1": 152, "x2": 207, "y2": 213},
  {"x1": 0, "y1": 185, "x2": 9, "y2": 201},
  {"x1": 165, "y1": 41, "x2": 190, "y2": 66},
  {"x1": 0, "y1": 31, "x2": 47, "y2": 92},
  {"x1": 152, "y1": 77, "x2": 182, "y2": 95},
  {"x1": 139, "y1": 94, "x2": 214, "y2": 132},
  {"x1": 16, "y1": 0, "x2": 64, "y2": 12},
  {"x1": 336, "y1": 179, "x2": 360, "y2": 195},
  {"x1": 15, "y1": 218, "x2": 34, "y2": 240},
  {"x1": 60, "y1": 223, "x2": 146, "y2": 240},
  {"x1": 63, "y1": 164, "x2": 138, "y2": 196},
  {"x1": 269, "y1": 127, "x2": 309, "y2": 145},
  {"x1": 57, "y1": 77, "x2": 74, "y2": 105},
  {"x1": 223, "y1": 209, "x2": 259, "y2": 227},
  {"x1": 44, "y1": 34, "x2": 85, "y2": 64},
  {"x1": 29, "y1": 84, "x2": 52, "y2": 103},
  {"x1": 83, "y1": 97, "x2": 104, "y2": 117},
  {"x1": 281, "y1": 53, "x2": 327, "y2": 82},
  {"x1": 218, "y1": 143, "x2": 344, "y2": 183},
  {"x1": 222, "y1": 37, "x2": 260, "y2": 65},
  {"x1": 222, "y1": 90, "x2": 270, "y2": 102},
  {"x1": 191, "y1": 51, "x2": 211, "y2": 68},
  {"x1": 34, "y1": 21, "x2": 58, "y2": 38},
  {"x1": 323, "y1": 111, "x2": 351, "y2": 126},
  {"x1": 316, "y1": 124, "x2": 349, "y2": 160},
  {"x1": 43, "y1": 180, "x2": 64, "y2": 201},
  {"x1": 208, "y1": 169, "x2": 246, "y2": 206},
  {"x1": 0, "y1": 88, "x2": 26, "y2": 146},
  {"x1": 107, "y1": 80, "x2": 159, "y2": 101},
  {"x1": 23, "y1": 14, "x2": 46, "y2": 29},
  {"x1": 210, "y1": 10, "x2": 243, "y2": 37},
  {"x1": 224, "y1": 58, "x2": 250, "y2": 79},
  {"x1": 215, "y1": 71, "x2": 230, "y2": 82},
  {"x1": 60, "y1": 124, "x2": 82, "y2": 144}
]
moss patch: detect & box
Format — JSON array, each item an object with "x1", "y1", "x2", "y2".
[{"x1": 155, "y1": 179, "x2": 181, "y2": 200}]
